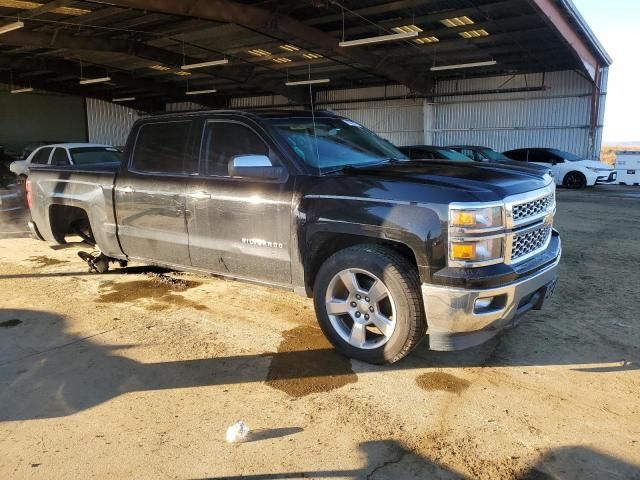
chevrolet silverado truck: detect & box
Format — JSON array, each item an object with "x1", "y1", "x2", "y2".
[{"x1": 26, "y1": 110, "x2": 561, "y2": 364}]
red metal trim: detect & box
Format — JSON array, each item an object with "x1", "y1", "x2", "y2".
[{"x1": 529, "y1": 0, "x2": 600, "y2": 81}]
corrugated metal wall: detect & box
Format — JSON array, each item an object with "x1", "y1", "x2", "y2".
[
  {"x1": 84, "y1": 69, "x2": 606, "y2": 158},
  {"x1": 228, "y1": 85, "x2": 424, "y2": 146},
  {"x1": 86, "y1": 98, "x2": 140, "y2": 147},
  {"x1": 317, "y1": 85, "x2": 424, "y2": 146},
  {"x1": 430, "y1": 71, "x2": 603, "y2": 158}
]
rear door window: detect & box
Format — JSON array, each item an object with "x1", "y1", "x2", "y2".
[
  {"x1": 131, "y1": 121, "x2": 195, "y2": 174},
  {"x1": 413, "y1": 148, "x2": 436, "y2": 159},
  {"x1": 506, "y1": 150, "x2": 528, "y2": 161},
  {"x1": 31, "y1": 147, "x2": 53, "y2": 165},
  {"x1": 201, "y1": 121, "x2": 270, "y2": 176},
  {"x1": 528, "y1": 150, "x2": 555, "y2": 163},
  {"x1": 51, "y1": 148, "x2": 71, "y2": 166}
]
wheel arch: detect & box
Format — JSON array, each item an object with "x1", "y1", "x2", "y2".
[
  {"x1": 48, "y1": 204, "x2": 93, "y2": 244},
  {"x1": 302, "y1": 231, "x2": 422, "y2": 296}
]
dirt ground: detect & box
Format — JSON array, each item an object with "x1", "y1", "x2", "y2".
[{"x1": 0, "y1": 186, "x2": 638, "y2": 479}]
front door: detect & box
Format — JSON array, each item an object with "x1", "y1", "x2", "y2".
[
  {"x1": 115, "y1": 120, "x2": 197, "y2": 267},
  {"x1": 186, "y1": 120, "x2": 293, "y2": 286}
]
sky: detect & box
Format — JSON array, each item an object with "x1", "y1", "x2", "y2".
[{"x1": 572, "y1": 0, "x2": 639, "y2": 143}]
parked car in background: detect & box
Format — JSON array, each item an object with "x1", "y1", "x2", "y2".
[
  {"x1": 21, "y1": 141, "x2": 66, "y2": 160},
  {"x1": 10, "y1": 143, "x2": 121, "y2": 179},
  {"x1": 449, "y1": 145, "x2": 551, "y2": 176},
  {"x1": 397, "y1": 145, "x2": 472, "y2": 161},
  {"x1": 503, "y1": 148, "x2": 616, "y2": 189}
]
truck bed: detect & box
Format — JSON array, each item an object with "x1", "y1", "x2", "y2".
[{"x1": 28, "y1": 164, "x2": 123, "y2": 258}]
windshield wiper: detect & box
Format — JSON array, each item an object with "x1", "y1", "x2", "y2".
[
  {"x1": 322, "y1": 158, "x2": 408, "y2": 175},
  {"x1": 322, "y1": 164, "x2": 360, "y2": 175}
]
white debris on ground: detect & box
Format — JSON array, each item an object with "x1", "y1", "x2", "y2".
[{"x1": 226, "y1": 421, "x2": 250, "y2": 443}]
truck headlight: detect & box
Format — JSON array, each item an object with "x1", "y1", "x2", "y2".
[
  {"x1": 450, "y1": 238, "x2": 503, "y2": 264},
  {"x1": 450, "y1": 206, "x2": 503, "y2": 230}
]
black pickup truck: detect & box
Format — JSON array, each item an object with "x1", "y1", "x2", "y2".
[{"x1": 27, "y1": 110, "x2": 561, "y2": 364}]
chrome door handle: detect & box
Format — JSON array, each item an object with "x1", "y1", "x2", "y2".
[
  {"x1": 118, "y1": 185, "x2": 134, "y2": 193},
  {"x1": 186, "y1": 191, "x2": 211, "y2": 200}
]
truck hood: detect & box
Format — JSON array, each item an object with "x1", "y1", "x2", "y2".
[{"x1": 342, "y1": 160, "x2": 551, "y2": 200}]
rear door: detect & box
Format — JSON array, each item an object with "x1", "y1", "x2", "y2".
[
  {"x1": 115, "y1": 120, "x2": 197, "y2": 267},
  {"x1": 185, "y1": 118, "x2": 294, "y2": 286}
]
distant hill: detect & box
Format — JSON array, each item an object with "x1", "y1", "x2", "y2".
[{"x1": 603, "y1": 141, "x2": 640, "y2": 147}]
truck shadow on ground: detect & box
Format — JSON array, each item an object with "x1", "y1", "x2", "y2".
[
  {"x1": 0, "y1": 309, "x2": 636, "y2": 425},
  {"x1": 191, "y1": 441, "x2": 640, "y2": 479}
]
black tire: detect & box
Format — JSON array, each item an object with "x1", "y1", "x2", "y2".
[
  {"x1": 563, "y1": 171, "x2": 587, "y2": 189},
  {"x1": 313, "y1": 244, "x2": 427, "y2": 364}
]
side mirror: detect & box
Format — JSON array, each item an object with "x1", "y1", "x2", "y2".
[{"x1": 228, "y1": 154, "x2": 284, "y2": 180}]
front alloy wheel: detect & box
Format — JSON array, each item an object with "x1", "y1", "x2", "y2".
[
  {"x1": 325, "y1": 268, "x2": 397, "y2": 350},
  {"x1": 313, "y1": 244, "x2": 427, "y2": 364}
]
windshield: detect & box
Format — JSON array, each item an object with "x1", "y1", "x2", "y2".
[
  {"x1": 438, "y1": 149, "x2": 472, "y2": 161},
  {"x1": 479, "y1": 148, "x2": 511, "y2": 161},
  {"x1": 550, "y1": 149, "x2": 582, "y2": 161},
  {"x1": 268, "y1": 117, "x2": 408, "y2": 171},
  {"x1": 70, "y1": 147, "x2": 121, "y2": 165}
]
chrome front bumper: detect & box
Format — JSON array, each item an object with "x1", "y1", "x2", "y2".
[{"x1": 422, "y1": 255, "x2": 560, "y2": 351}]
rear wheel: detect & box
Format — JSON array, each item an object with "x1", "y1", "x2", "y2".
[
  {"x1": 563, "y1": 171, "x2": 587, "y2": 189},
  {"x1": 313, "y1": 244, "x2": 426, "y2": 364}
]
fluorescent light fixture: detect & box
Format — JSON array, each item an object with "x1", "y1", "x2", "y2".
[
  {"x1": 10, "y1": 86, "x2": 33, "y2": 94},
  {"x1": 0, "y1": 20, "x2": 24, "y2": 35},
  {"x1": 248, "y1": 49, "x2": 271, "y2": 57},
  {"x1": 79, "y1": 76, "x2": 111, "y2": 85},
  {"x1": 181, "y1": 59, "x2": 229, "y2": 70},
  {"x1": 272, "y1": 57, "x2": 292, "y2": 64},
  {"x1": 414, "y1": 36, "x2": 439, "y2": 44},
  {"x1": 430, "y1": 60, "x2": 497, "y2": 71},
  {"x1": 440, "y1": 16, "x2": 474, "y2": 27},
  {"x1": 186, "y1": 88, "x2": 217, "y2": 95},
  {"x1": 149, "y1": 64, "x2": 171, "y2": 71},
  {"x1": 174, "y1": 70, "x2": 191, "y2": 76},
  {"x1": 0, "y1": 1, "x2": 88, "y2": 15},
  {"x1": 113, "y1": 96, "x2": 135, "y2": 102},
  {"x1": 459, "y1": 29, "x2": 490, "y2": 38},
  {"x1": 302, "y1": 52, "x2": 323, "y2": 60},
  {"x1": 392, "y1": 25, "x2": 423, "y2": 34},
  {"x1": 279, "y1": 44, "x2": 299, "y2": 52},
  {"x1": 339, "y1": 31, "x2": 418, "y2": 47},
  {"x1": 285, "y1": 78, "x2": 330, "y2": 86}
]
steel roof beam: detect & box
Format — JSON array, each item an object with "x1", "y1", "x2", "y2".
[
  {"x1": 87, "y1": 0, "x2": 435, "y2": 94},
  {"x1": 0, "y1": 28, "x2": 309, "y2": 103},
  {"x1": 527, "y1": 0, "x2": 603, "y2": 80},
  {"x1": 0, "y1": 54, "x2": 229, "y2": 109}
]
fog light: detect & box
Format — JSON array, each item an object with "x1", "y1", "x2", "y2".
[{"x1": 475, "y1": 297, "x2": 493, "y2": 310}]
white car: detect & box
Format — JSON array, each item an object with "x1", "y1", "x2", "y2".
[
  {"x1": 10, "y1": 143, "x2": 121, "y2": 179},
  {"x1": 502, "y1": 148, "x2": 616, "y2": 189}
]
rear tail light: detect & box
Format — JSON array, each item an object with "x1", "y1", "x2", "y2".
[{"x1": 25, "y1": 178, "x2": 33, "y2": 209}]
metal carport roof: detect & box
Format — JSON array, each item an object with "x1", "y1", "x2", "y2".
[{"x1": 0, "y1": 0, "x2": 611, "y2": 112}]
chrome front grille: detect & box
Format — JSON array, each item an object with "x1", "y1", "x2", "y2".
[
  {"x1": 511, "y1": 225, "x2": 552, "y2": 261},
  {"x1": 512, "y1": 193, "x2": 554, "y2": 223}
]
